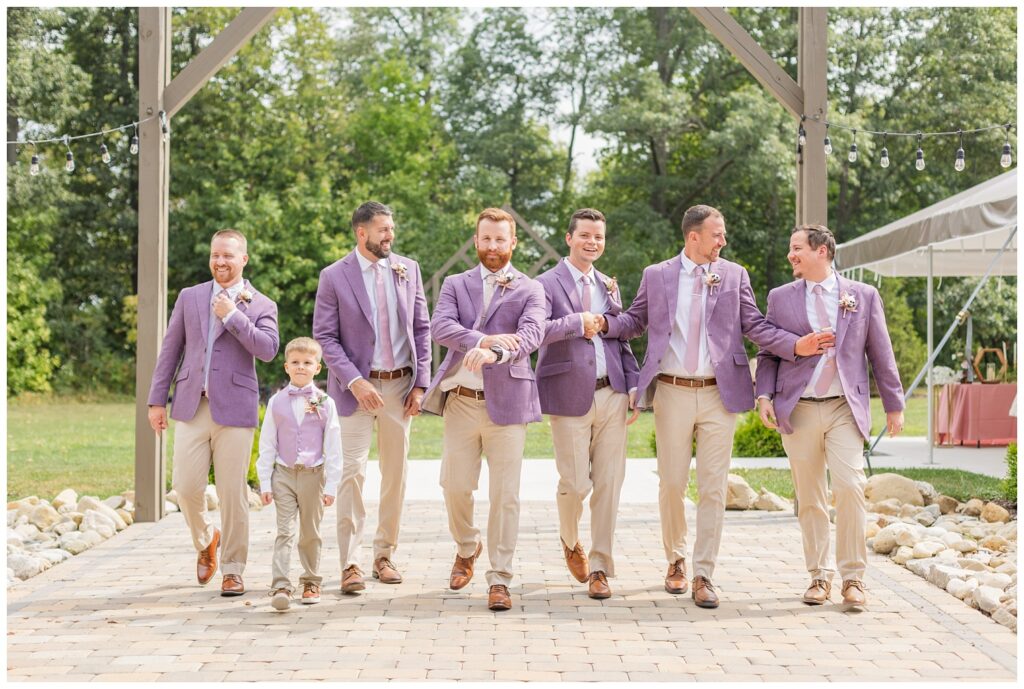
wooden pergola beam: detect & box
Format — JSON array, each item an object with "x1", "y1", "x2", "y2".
[
  {"x1": 797, "y1": 7, "x2": 828, "y2": 226},
  {"x1": 690, "y1": 7, "x2": 805, "y2": 119}
]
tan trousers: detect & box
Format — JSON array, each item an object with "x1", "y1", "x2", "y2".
[
  {"x1": 439, "y1": 394, "x2": 527, "y2": 587},
  {"x1": 271, "y1": 464, "x2": 326, "y2": 591},
  {"x1": 171, "y1": 397, "x2": 255, "y2": 576},
  {"x1": 550, "y1": 386, "x2": 629, "y2": 577},
  {"x1": 653, "y1": 380, "x2": 737, "y2": 579},
  {"x1": 336, "y1": 377, "x2": 411, "y2": 570},
  {"x1": 782, "y1": 398, "x2": 868, "y2": 582}
]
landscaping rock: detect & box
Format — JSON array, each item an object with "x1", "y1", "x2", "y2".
[
  {"x1": 952, "y1": 538, "x2": 978, "y2": 554},
  {"x1": 974, "y1": 571, "x2": 1012, "y2": 590},
  {"x1": 28, "y1": 504, "x2": 62, "y2": 532},
  {"x1": 7, "y1": 510, "x2": 18, "y2": 527},
  {"x1": 995, "y1": 562, "x2": 1017, "y2": 576},
  {"x1": 936, "y1": 548, "x2": 958, "y2": 561},
  {"x1": 247, "y1": 489, "x2": 263, "y2": 511},
  {"x1": 725, "y1": 474, "x2": 757, "y2": 510},
  {"x1": 871, "y1": 498, "x2": 902, "y2": 516},
  {"x1": 754, "y1": 487, "x2": 788, "y2": 511},
  {"x1": 68, "y1": 512, "x2": 84, "y2": 526},
  {"x1": 865, "y1": 473, "x2": 924, "y2": 506},
  {"x1": 992, "y1": 606, "x2": 1017, "y2": 632},
  {"x1": 997, "y1": 522, "x2": 1017, "y2": 541},
  {"x1": 962, "y1": 499, "x2": 985, "y2": 517},
  {"x1": 116, "y1": 509, "x2": 133, "y2": 526},
  {"x1": 947, "y1": 577, "x2": 979, "y2": 600},
  {"x1": 927, "y1": 563, "x2": 967, "y2": 589},
  {"x1": 52, "y1": 521, "x2": 77, "y2": 536},
  {"x1": 892, "y1": 545, "x2": 914, "y2": 565},
  {"x1": 936, "y1": 495, "x2": 960, "y2": 515},
  {"x1": 36, "y1": 548, "x2": 71, "y2": 566},
  {"x1": 906, "y1": 557, "x2": 939, "y2": 577},
  {"x1": 913, "y1": 541, "x2": 946, "y2": 559},
  {"x1": 980, "y1": 502, "x2": 1010, "y2": 523},
  {"x1": 80, "y1": 511, "x2": 116, "y2": 539},
  {"x1": 974, "y1": 586, "x2": 1003, "y2": 614},
  {"x1": 205, "y1": 484, "x2": 220, "y2": 511},
  {"x1": 51, "y1": 489, "x2": 78, "y2": 510},
  {"x1": 941, "y1": 531, "x2": 962, "y2": 547},
  {"x1": 103, "y1": 495, "x2": 126, "y2": 510},
  {"x1": 873, "y1": 523, "x2": 914, "y2": 554},
  {"x1": 15, "y1": 523, "x2": 41, "y2": 541},
  {"x1": 78, "y1": 529, "x2": 104, "y2": 547},
  {"x1": 914, "y1": 510, "x2": 937, "y2": 526},
  {"x1": 979, "y1": 534, "x2": 1010, "y2": 552},
  {"x1": 8, "y1": 550, "x2": 49, "y2": 579},
  {"x1": 76, "y1": 497, "x2": 127, "y2": 530},
  {"x1": 900, "y1": 503, "x2": 922, "y2": 518},
  {"x1": 896, "y1": 524, "x2": 924, "y2": 548},
  {"x1": 915, "y1": 480, "x2": 938, "y2": 504},
  {"x1": 59, "y1": 534, "x2": 90, "y2": 555},
  {"x1": 958, "y1": 558, "x2": 988, "y2": 572},
  {"x1": 7, "y1": 529, "x2": 24, "y2": 547}
]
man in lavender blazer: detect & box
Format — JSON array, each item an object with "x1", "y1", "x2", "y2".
[
  {"x1": 756, "y1": 224, "x2": 904, "y2": 610},
  {"x1": 535, "y1": 208, "x2": 640, "y2": 600},
  {"x1": 312, "y1": 201, "x2": 431, "y2": 594},
  {"x1": 422, "y1": 208, "x2": 545, "y2": 612},
  {"x1": 602, "y1": 205, "x2": 829, "y2": 608},
  {"x1": 148, "y1": 229, "x2": 279, "y2": 596}
]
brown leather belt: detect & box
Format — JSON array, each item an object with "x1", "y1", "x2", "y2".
[
  {"x1": 595, "y1": 377, "x2": 611, "y2": 391},
  {"x1": 452, "y1": 385, "x2": 485, "y2": 401},
  {"x1": 657, "y1": 375, "x2": 717, "y2": 388},
  {"x1": 369, "y1": 367, "x2": 412, "y2": 380},
  {"x1": 800, "y1": 395, "x2": 844, "y2": 402}
]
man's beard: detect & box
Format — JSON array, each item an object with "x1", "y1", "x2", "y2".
[
  {"x1": 477, "y1": 247, "x2": 512, "y2": 272},
  {"x1": 366, "y1": 237, "x2": 391, "y2": 259}
]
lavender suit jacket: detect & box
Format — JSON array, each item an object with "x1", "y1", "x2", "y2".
[
  {"x1": 535, "y1": 262, "x2": 640, "y2": 417},
  {"x1": 422, "y1": 265, "x2": 545, "y2": 425},
  {"x1": 605, "y1": 256, "x2": 800, "y2": 412},
  {"x1": 755, "y1": 276, "x2": 905, "y2": 440},
  {"x1": 312, "y1": 251, "x2": 431, "y2": 417},
  {"x1": 147, "y1": 279, "x2": 279, "y2": 428}
]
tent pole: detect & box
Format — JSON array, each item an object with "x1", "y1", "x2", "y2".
[{"x1": 927, "y1": 245, "x2": 935, "y2": 464}]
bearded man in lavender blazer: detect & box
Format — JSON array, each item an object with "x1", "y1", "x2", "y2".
[
  {"x1": 602, "y1": 205, "x2": 830, "y2": 608},
  {"x1": 148, "y1": 229, "x2": 280, "y2": 596},
  {"x1": 535, "y1": 208, "x2": 640, "y2": 600},
  {"x1": 312, "y1": 201, "x2": 431, "y2": 594},
  {"x1": 756, "y1": 224, "x2": 904, "y2": 610},
  {"x1": 422, "y1": 207, "x2": 545, "y2": 612}
]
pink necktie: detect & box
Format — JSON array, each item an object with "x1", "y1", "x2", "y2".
[
  {"x1": 580, "y1": 275, "x2": 592, "y2": 312},
  {"x1": 684, "y1": 266, "x2": 704, "y2": 373},
  {"x1": 374, "y1": 263, "x2": 396, "y2": 370},
  {"x1": 813, "y1": 284, "x2": 837, "y2": 396}
]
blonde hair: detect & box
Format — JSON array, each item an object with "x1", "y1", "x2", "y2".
[
  {"x1": 211, "y1": 228, "x2": 248, "y2": 253},
  {"x1": 475, "y1": 207, "x2": 516, "y2": 237},
  {"x1": 284, "y1": 337, "x2": 322, "y2": 360}
]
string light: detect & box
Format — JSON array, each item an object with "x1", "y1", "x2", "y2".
[
  {"x1": 63, "y1": 135, "x2": 74, "y2": 173},
  {"x1": 130, "y1": 123, "x2": 139, "y2": 155},
  {"x1": 879, "y1": 133, "x2": 889, "y2": 168},
  {"x1": 823, "y1": 124, "x2": 833, "y2": 155},
  {"x1": 954, "y1": 129, "x2": 966, "y2": 172},
  {"x1": 29, "y1": 144, "x2": 40, "y2": 176},
  {"x1": 6, "y1": 114, "x2": 156, "y2": 175},
  {"x1": 159, "y1": 110, "x2": 169, "y2": 143},
  {"x1": 100, "y1": 142, "x2": 111, "y2": 164},
  {"x1": 848, "y1": 130, "x2": 858, "y2": 163},
  {"x1": 916, "y1": 134, "x2": 926, "y2": 171},
  {"x1": 798, "y1": 115, "x2": 807, "y2": 147},
  {"x1": 1001, "y1": 124, "x2": 1012, "y2": 168}
]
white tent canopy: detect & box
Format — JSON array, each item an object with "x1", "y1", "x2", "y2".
[{"x1": 834, "y1": 168, "x2": 1017, "y2": 277}]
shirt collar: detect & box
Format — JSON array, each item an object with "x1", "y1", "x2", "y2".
[
  {"x1": 479, "y1": 263, "x2": 511, "y2": 280},
  {"x1": 806, "y1": 271, "x2": 838, "y2": 295},
  {"x1": 563, "y1": 257, "x2": 594, "y2": 282},
  {"x1": 214, "y1": 279, "x2": 244, "y2": 298},
  {"x1": 679, "y1": 250, "x2": 708, "y2": 276},
  {"x1": 356, "y1": 251, "x2": 388, "y2": 272},
  {"x1": 286, "y1": 382, "x2": 319, "y2": 395}
]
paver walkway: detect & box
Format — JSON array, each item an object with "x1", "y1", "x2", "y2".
[{"x1": 7, "y1": 496, "x2": 1017, "y2": 682}]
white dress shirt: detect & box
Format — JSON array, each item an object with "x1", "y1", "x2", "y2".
[
  {"x1": 563, "y1": 258, "x2": 608, "y2": 379},
  {"x1": 801, "y1": 272, "x2": 845, "y2": 398},
  {"x1": 256, "y1": 383, "x2": 343, "y2": 497},
  {"x1": 661, "y1": 251, "x2": 714, "y2": 377},
  {"x1": 441, "y1": 264, "x2": 514, "y2": 392},
  {"x1": 204, "y1": 278, "x2": 245, "y2": 393}
]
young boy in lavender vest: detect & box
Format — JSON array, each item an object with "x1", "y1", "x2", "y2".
[{"x1": 257, "y1": 337, "x2": 342, "y2": 610}]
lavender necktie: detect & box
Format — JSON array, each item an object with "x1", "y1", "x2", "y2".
[
  {"x1": 813, "y1": 284, "x2": 837, "y2": 396},
  {"x1": 374, "y1": 263, "x2": 396, "y2": 370},
  {"x1": 580, "y1": 274, "x2": 592, "y2": 312},
  {"x1": 684, "y1": 266, "x2": 704, "y2": 374}
]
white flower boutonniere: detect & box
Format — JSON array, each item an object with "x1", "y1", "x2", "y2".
[
  {"x1": 237, "y1": 289, "x2": 253, "y2": 305},
  {"x1": 839, "y1": 291, "x2": 858, "y2": 318},
  {"x1": 703, "y1": 272, "x2": 722, "y2": 294},
  {"x1": 304, "y1": 392, "x2": 328, "y2": 418},
  {"x1": 495, "y1": 273, "x2": 517, "y2": 295},
  {"x1": 391, "y1": 262, "x2": 408, "y2": 284},
  {"x1": 603, "y1": 276, "x2": 619, "y2": 298}
]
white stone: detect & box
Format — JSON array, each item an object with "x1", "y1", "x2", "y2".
[
  {"x1": 953, "y1": 539, "x2": 978, "y2": 553},
  {"x1": 7, "y1": 528, "x2": 24, "y2": 546},
  {"x1": 913, "y1": 541, "x2": 946, "y2": 559},
  {"x1": 906, "y1": 557, "x2": 939, "y2": 577},
  {"x1": 979, "y1": 535, "x2": 1010, "y2": 552},
  {"x1": 28, "y1": 504, "x2": 62, "y2": 532},
  {"x1": 947, "y1": 577, "x2": 979, "y2": 600},
  {"x1": 15, "y1": 523, "x2": 41, "y2": 541},
  {"x1": 974, "y1": 586, "x2": 1003, "y2": 614},
  {"x1": 958, "y1": 558, "x2": 988, "y2": 572},
  {"x1": 896, "y1": 524, "x2": 925, "y2": 548},
  {"x1": 68, "y1": 511, "x2": 84, "y2": 526},
  {"x1": 974, "y1": 571, "x2": 1012, "y2": 590},
  {"x1": 80, "y1": 510, "x2": 116, "y2": 539},
  {"x1": 941, "y1": 531, "x2": 963, "y2": 547},
  {"x1": 962, "y1": 498, "x2": 985, "y2": 516},
  {"x1": 980, "y1": 502, "x2": 1011, "y2": 523},
  {"x1": 103, "y1": 495, "x2": 126, "y2": 510},
  {"x1": 936, "y1": 548, "x2": 959, "y2": 561},
  {"x1": 927, "y1": 563, "x2": 967, "y2": 589},
  {"x1": 915, "y1": 480, "x2": 938, "y2": 504},
  {"x1": 116, "y1": 508, "x2": 133, "y2": 526},
  {"x1": 6, "y1": 510, "x2": 18, "y2": 527},
  {"x1": 900, "y1": 503, "x2": 922, "y2": 518},
  {"x1": 725, "y1": 474, "x2": 757, "y2": 510},
  {"x1": 76, "y1": 497, "x2": 127, "y2": 531},
  {"x1": 992, "y1": 606, "x2": 1017, "y2": 632},
  {"x1": 922, "y1": 526, "x2": 948, "y2": 539},
  {"x1": 59, "y1": 534, "x2": 90, "y2": 555},
  {"x1": 78, "y1": 529, "x2": 104, "y2": 547},
  {"x1": 753, "y1": 487, "x2": 789, "y2": 511},
  {"x1": 865, "y1": 473, "x2": 924, "y2": 506},
  {"x1": 205, "y1": 484, "x2": 220, "y2": 511},
  {"x1": 51, "y1": 489, "x2": 78, "y2": 510},
  {"x1": 865, "y1": 521, "x2": 880, "y2": 538},
  {"x1": 874, "y1": 523, "x2": 914, "y2": 554},
  {"x1": 997, "y1": 522, "x2": 1017, "y2": 541},
  {"x1": 995, "y1": 562, "x2": 1017, "y2": 576},
  {"x1": 870, "y1": 498, "x2": 902, "y2": 516},
  {"x1": 35, "y1": 548, "x2": 71, "y2": 565},
  {"x1": 247, "y1": 490, "x2": 262, "y2": 510},
  {"x1": 8, "y1": 551, "x2": 48, "y2": 579},
  {"x1": 914, "y1": 510, "x2": 937, "y2": 526},
  {"x1": 892, "y1": 546, "x2": 915, "y2": 565}
]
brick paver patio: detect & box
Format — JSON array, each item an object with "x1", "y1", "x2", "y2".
[{"x1": 7, "y1": 499, "x2": 1017, "y2": 681}]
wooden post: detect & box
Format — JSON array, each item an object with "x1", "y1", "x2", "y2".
[
  {"x1": 134, "y1": 7, "x2": 172, "y2": 523},
  {"x1": 797, "y1": 8, "x2": 828, "y2": 226}
]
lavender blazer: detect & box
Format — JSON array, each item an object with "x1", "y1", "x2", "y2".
[
  {"x1": 312, "y1": 251, "x2": 431, "y2": 417},
  {"x1": 535, "y1": 262, "x2": 640, "y2": 416},
  {"x1": 147, "y1": 279, "x2": 279, "y2": 428},
  {"x1": 605, "y1": 256, "x2": 800, "y2": 412},
  {"x1": 422, "y1": 265, "x2": 545, "y2": 425},
  {"x1": 755, "y1": 276, "x2": 905, "y2": 440}
]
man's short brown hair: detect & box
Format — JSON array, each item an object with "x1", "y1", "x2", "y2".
[
  {"x1": 793, "y1": 224, "x2": 836, "y2": 261},
  {"x1": 681, "y1": 205, "x2": 724, "y2": 237},
  {"x1": 568, "y1": 208, "x2": 606, "y2": 235},
  {"x1": 475, "y1": 207, "x2": 516, "y2": 236},
  {"x1": 211, "y1": 228, "x2": 247, "y2": 252},
  {"x1": 284, "y1": 336, "x2": 322, "y2": 361},
  {"x1": 351, "y1": 201, "x2": 393, "y2": 231}
]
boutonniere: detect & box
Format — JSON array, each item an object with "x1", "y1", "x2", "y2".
[
  {"x1": 703, "y1": 272, "x2": 722, "y2": 294},
  {"x1": 603, "y1": 276, "x2": 619, "y2": 298},
  {"x1": 237, "y1": 289, "x2": 253, "y2": 305},
  {"x1": 304, "y1": 392, "x2": 328, "y2": 417},
  {"x1": 495, "y1": 273, "x2": 517, "y2": 295},
  {"x1": 391, "y1": 262, "x2": 408, "y2": 284},
  {"x1": 839, "y1": 291, "x2": 858, "y2": 318}
]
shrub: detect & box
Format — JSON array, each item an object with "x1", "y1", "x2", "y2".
[
  {"x1": 732, "y1": 411, "x2": 786, "y2": 457},
  {"x1": 1003, "y1": 442, "x2": 1017, "y2": 502}
]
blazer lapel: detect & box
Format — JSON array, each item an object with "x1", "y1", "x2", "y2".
[
  {"x1": 481, "y1": 266, "x2": 521, "y2": 327},
  {"x1": 705, "y1": 260, "x2": 722, "y2": 321},
  {"x1": 342, "y1": 253, "x2": 375, "y2": 327},
  {"x1": 792, "y1": 280, "x2": 814, "y2": 334},
  {"x1": 465, "y1": 268, "x2": 484, "y2": 327},
  {"x1": 556, "y1": 262, "x2": 583, "y2": 312},
  {"x1": 662, "y1": 257, "x2": 682, "y2": 325},
  {"x1": 834, "y1": 275, "x2": 857, "y2": 350},
  {"x1": 595, "y1": 268, "x2": 621, "y2": 314},
  {"x1": 195, "y1": 281, "x2": 213, "y2": 341}
]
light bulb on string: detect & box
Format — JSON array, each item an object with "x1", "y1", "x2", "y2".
[
  {"x1": 129, "y1": 123, "x2": 139, "y2": 155},
  {"x1": 100, "y1": 142, "x2": 111, "y2": 164},
  {"x1": 848, "y1": 130, "x2": 858, "y2": 163},
  {"x1": 954, "y1": 129, "x2": 965, "y2": 172},
  {"x1": 1001, "y1": 124, "x2": 1013, "y2": 168},
  {"x1": 29, "y1": 144, "x2": 40, "y2": 176},
  {"x1": 159, "y1": 111, "x2": 169, "y2": 143},
  {"x1": 798, "y1": 115, "x2": 807, "y2": 147},
  {"x1": 823, "y1": 124, "x2": 832, "y2": 155},
  {"x1": 879, "y1": 133, "x2": 889, "y2": 168},
  {"x1": 915, "y1": 134, "x2": 925, "y2": 171},
  {"x1": 63, "y1": 135, "x2": 74, "y2": 173}
]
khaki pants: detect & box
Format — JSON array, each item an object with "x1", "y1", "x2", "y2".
[
  {"x1": 171, "y1": 397, "x2": 255, "y2": 576},
  {"x1": 550, "y1": 386, "x2": 629, "y2": 576},
  {"x1": 336, "y1": 377, "x2": 411, "y2": 570},
  {"x1": 439, "y1": 394, "x2": 527, "y2": 587},
  {"x1": 781, "y1": 398, "x2": 868, "y2": 582},
  {"x1": 270, "y1": 464, "x2": 326, "y2": 591},
  {"x1": 653, "y1": 380, "x2": 737, "y2": 580}
]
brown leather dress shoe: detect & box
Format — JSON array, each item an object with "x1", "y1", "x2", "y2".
[
  {"x1": 373, "y1": 557, "x2": 403, "y2": 584},
  {"x1": 341, "y1": 565, "x2": 365, "y2": 594},
  {"x1": 802, "y1": 579, "x2": 832, "y2": 605},
  {"x1": 197, "y1": 528, "x2": 220, "y2": 585},
  {"x1": 449, "y1": 542, "x2": 483, "y2": 591},
  {"x1": 692, "y1": 575, "x2": 719, "y2": 608},
  {"x1": 588, "y1": 571, "x2": 611, "y2": 600},
  {"x1": 664, "y1": 559, "x2": 688, "y2": 594},
  {"x1": 302, "y1": 582, "x2": 321, "y2": 604},
  {"x1": 563, "y1": 542, "x2": 589, "y2": 583},
  {"x1": 841, "y1": 580, "x2": 867, "y2": 610},
  {"x1": 220, "y1": 574, "x2": 244, "y2": 596},
  {"x1": 487, "y1": 584, "x2": 512, "y2": 611}
]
